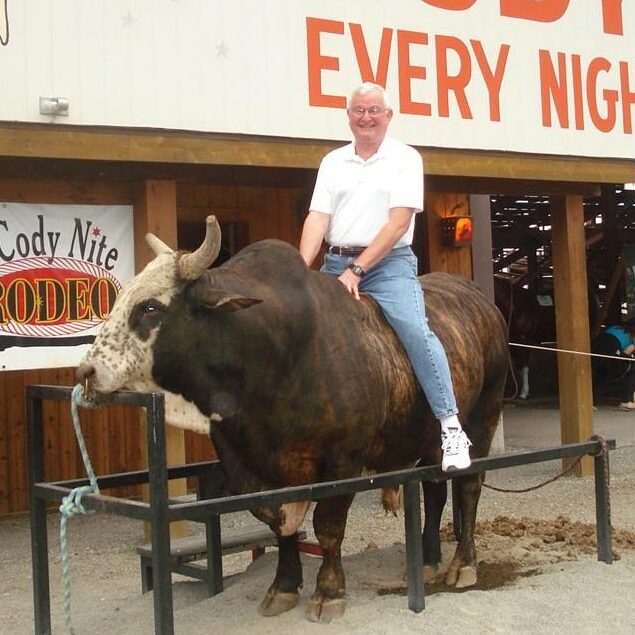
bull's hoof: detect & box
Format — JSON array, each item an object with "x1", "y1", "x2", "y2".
[
  {"x1": 445, "y1": 563, "x2": 477, "y2": 588},
  {"x1": 258, "y1": 587, "x2": 299, "y2": 616},
  {"x1": 455, "y1": 565, "x2": 478, "y2": 588},
  {"x1": 306, "y1": 595, "x2": 346, "y2": 623},
  {"x1": 423, "y1": 564, "x2": 440, "y2": 583}
]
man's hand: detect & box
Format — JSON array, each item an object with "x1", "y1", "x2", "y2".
[{"x1": 338, "y1": 268, "x2": 362, "y2": 300}]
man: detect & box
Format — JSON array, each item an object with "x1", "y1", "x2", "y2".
[{"x1": 299, "y1": 82, "x2": 471, "y2": 472}]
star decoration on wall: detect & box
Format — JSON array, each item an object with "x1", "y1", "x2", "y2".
[
  {"x1": 121, "y1": 11, "x2": 136, "y2": 28},
  {"x1": 215, "y1": 41, "x2": 229, "y2": 58}
]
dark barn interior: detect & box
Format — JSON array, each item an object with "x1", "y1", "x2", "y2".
[{"x1": 491, "y1": 184, "x2": 635, "y2": 400}]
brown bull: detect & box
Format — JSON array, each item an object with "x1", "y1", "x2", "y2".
[{"x1": 78, "y1": 216, "x2": 508, "y2": 622}]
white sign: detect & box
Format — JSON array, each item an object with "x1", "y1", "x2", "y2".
[
  {"x1": 0, "y1": 203, "x2": 134, "y2": 370},
  {"x1": 0, "y1": 1, "x2": 634, "y2": 159}
]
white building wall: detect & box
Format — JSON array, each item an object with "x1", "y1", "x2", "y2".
[{"x1": 0, "y1": 0, "x2": 634, "y2": 159}]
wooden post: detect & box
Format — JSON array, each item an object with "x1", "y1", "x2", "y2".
[
  {"x1": 551, "y1": 195, "x2": 594, "y2": 476},
  {"x1": 470, "y1": 194, "x2": 505, "y2": 454},
  {"x1": 134, "y1": 180, "x2": 189, "y2": 539}
]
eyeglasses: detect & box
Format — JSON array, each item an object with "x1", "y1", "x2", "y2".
[{"x1": 349, "y1": 105, "x2": 387, "y2": 117}]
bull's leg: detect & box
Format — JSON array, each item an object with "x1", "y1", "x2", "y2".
[
  {"x1": 445, "y1": 472, "x2": 482, "y2": 588},
  {"x1": 258, "y1": 532, "x2": 303, "y2": 616},
  {"x1": 519, "y1": 365, "x2": 530, "y2": 399},
  {"x1": 421, "y1": 479, "x2": 448, "y2": 582},
  {"x1": 444, "y1": 379, "x2": 505, "y2": 588},
  {"x1": 306, "y1": 494, "x2": 354, "y2": 623}
]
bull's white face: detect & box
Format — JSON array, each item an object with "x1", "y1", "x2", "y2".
[
  {"x1": 80, "y1": 252, "x2": 180, "y2": 394},
  {"x1": 79, "y1": 251, "x2": 214, "y2": 435},
  {"x1": 78, "y1": 215, "x2": 222, "y2": 435}
]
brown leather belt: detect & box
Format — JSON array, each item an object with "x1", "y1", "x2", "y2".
[{"x1": 328, "y1": 245, "x2": 366, "y2": 256}]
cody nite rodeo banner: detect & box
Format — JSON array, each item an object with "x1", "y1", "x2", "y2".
[{"x1": 0, "y1": 203, "x2": 134, "y2": 371}]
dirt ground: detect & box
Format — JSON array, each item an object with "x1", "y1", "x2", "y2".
[{"x1": 2, "y1": 402, "x2": 635, "y2": 634}]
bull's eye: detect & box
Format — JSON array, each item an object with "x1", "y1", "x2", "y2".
[{"x1": 129, "y1": 298, "x2": 166, "y2": 339}]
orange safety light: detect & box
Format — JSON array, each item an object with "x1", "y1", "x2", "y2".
[{"x1": 440, "y1": 216, "x2": 473, "y2": 247}]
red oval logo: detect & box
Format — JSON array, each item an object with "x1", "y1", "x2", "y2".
[{"x1": 0, "y1": 257, "x2": 121, "y2": 336}]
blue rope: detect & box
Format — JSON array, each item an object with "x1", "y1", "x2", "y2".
[{"x1": 59, "y1": 383, "x2": 101, "y2": 634}]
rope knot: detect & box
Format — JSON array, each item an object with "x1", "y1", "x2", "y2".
[
  {"x1": 59, "y1": 485, "x2": 99, "y2": 519},
  {"x1": 590, "y1": 434, "x2": 608, "y2": 458}
]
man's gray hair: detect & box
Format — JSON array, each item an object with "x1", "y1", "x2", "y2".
[{"x1": 348, "y1": 82, "x2": 392, "y2": 111}]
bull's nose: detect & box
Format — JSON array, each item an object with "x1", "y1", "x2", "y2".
[{"x1": 76, "y1": 363, "x2": 95, "y2": 383}]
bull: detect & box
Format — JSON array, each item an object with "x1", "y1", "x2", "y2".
[{"x1": 78, "y1": 215, "x2": 508, "y2": 622}]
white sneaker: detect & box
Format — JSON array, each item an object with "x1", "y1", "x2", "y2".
[{"x1": 441, "y1": 427, "x2": 472, "y2": 472}]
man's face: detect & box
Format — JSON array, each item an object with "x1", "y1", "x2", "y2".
[{"x1": 347, "y1": 90, "x2": 393, "y2": 147}]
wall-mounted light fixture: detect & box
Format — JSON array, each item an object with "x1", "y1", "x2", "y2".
[
  {"x1": 440, "y1": 216, "x2": 473, "y2": 247},
  {"x1": 39, "y1": 97, "x2": 69, "y2": 116}
]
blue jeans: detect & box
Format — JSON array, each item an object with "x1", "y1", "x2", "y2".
[{"x1": 322, "y1": 246, "x2": 458, "y2": 419}]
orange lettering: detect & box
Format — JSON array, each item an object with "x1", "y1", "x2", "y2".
[
  {"x1": 571, "y1": 54, "x2": 584, "y2": 130},
  {"x1": 620, "y1": 61, "x2": 635, "y2": 133},
  {"x1": 306, "y1": 17, "x2": 346, "y2": 108},
  {"x1": 397, "y1": 30, "x2": 431, "y2": 116},
  {"x1": 501, "y1": 0, "x2": 569, "y2": 23},
  {"x1": 587, "y1": 57, "x2": 617, "y2": 133},
  {"x1": 471, "y1": 40, "x2": 510, "y2": 121},
  {"x1": 539, "y1": 50, "x2": 569, "y2": 128},
  {"x1": 67, "y1": 278, "x2": 92, "y2": 321},
  {"x1": 5, "y1": 279, "x2": 36, "y2": 324},
  {"x1": 602, "y1": 0, "x2": 624, "y2": 35},
  {"x1": 349, "y1": 24, "x2": 393, "y2": 87},
  {"x1": 91, "y1": 278, "x2": 118, "y2": 320},
  {"x1": 36, "y1": 279, "x2": 66, "y2": 323},
  {"x1": 420, "y1": 0, "x2": 476, "y2": 8},
  {"x1": 436, "y1": 36, "x2": 473, "y2": 119}
]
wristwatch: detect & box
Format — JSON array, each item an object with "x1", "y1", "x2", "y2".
[{"x1": 348, "y1": 263, "x2": 366, "y2": 278}]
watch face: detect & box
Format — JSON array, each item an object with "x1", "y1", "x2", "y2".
[{"x1": 349, "y1": 264, "x2": 364, "y2": 277}]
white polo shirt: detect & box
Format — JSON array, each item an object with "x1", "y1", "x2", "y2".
[{"x1": 309, "y1": 136, "x2": 424, "y2": 248}]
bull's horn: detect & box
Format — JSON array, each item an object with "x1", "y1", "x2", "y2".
[
  {"x1": 179, "y1": 215, "x2": 222, "y2": 280},
  {"x1": 145, "y1": 233, "x2": 174, "y2": 256}
]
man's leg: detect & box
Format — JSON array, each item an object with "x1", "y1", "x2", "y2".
[
  {"x1": 361, "y1": 249, "x2": 471, "y2": 471},
  {"x1": 619, "y1": 362, "x2": 635, "y2": 407}
]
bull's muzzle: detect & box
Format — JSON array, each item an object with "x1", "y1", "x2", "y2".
[{"x1": 76, "y1": 363, "x2": 96, "y2": 399}]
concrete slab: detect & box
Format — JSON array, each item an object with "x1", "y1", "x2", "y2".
[{"x1": 502, "y1": 399, "x2": 635, "y2": 452}]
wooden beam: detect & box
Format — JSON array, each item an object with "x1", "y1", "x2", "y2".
[
  {"x1": 551, "y1": 195, "x2": 594, "y2": 477},
  {"x1": 591, "y1": 259, "x2": 625, "y2": 338},
  {"x1": 134, "y1": 180, "x2": 189, "y2": 540},
  {"x1": 427, "y1": 175, "x2": 603, "y2": 197},
  {"x1": 1, "y1": 123, "x2": 633, "y2": 184}
]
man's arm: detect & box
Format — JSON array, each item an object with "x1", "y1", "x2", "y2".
[
  {"x1": 299, "y1": 210, "x2": 331, "y2": 267},
  {"x1": 339, "y1": 207, "x2": 414, "y2": 300},
  {"x1": 353, "y1": 207, "x2": 414, "y2": 272}
]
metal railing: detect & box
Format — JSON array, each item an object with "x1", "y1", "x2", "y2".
[{"x1": 27, "y1": 385, "x2": 615, "y2": 635}]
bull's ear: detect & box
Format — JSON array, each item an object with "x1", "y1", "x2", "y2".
[
  {"x1": 190, "y1": 286, "x2": 262, "y2": 313},
  {"x1": 212, "y1": 295, "x2": 262, "y2": 314}
]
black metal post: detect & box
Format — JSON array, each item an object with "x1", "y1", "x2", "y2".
[
  {"x1": 403, "y1": 480, "x2": 425, "y2": 612},
  {"x1": 147, "y1": 393, "x2": 174, "y2": 635},
  {"x1": 206, "y1": 514, "x2": 223, "y2": 595},
  {"x1": 27, "y1": 389, "x2": 52, "y2": 635},
  {"x1": 594, "y1": 449, "x2": 612, "y2": 564},
  {"x1": 198, "y1": 466, "x2": 224, "y2": 595}
]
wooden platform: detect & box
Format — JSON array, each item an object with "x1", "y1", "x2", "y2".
[{"x1": 136, "y1": 525, "x2": 309, "y2": 594}]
